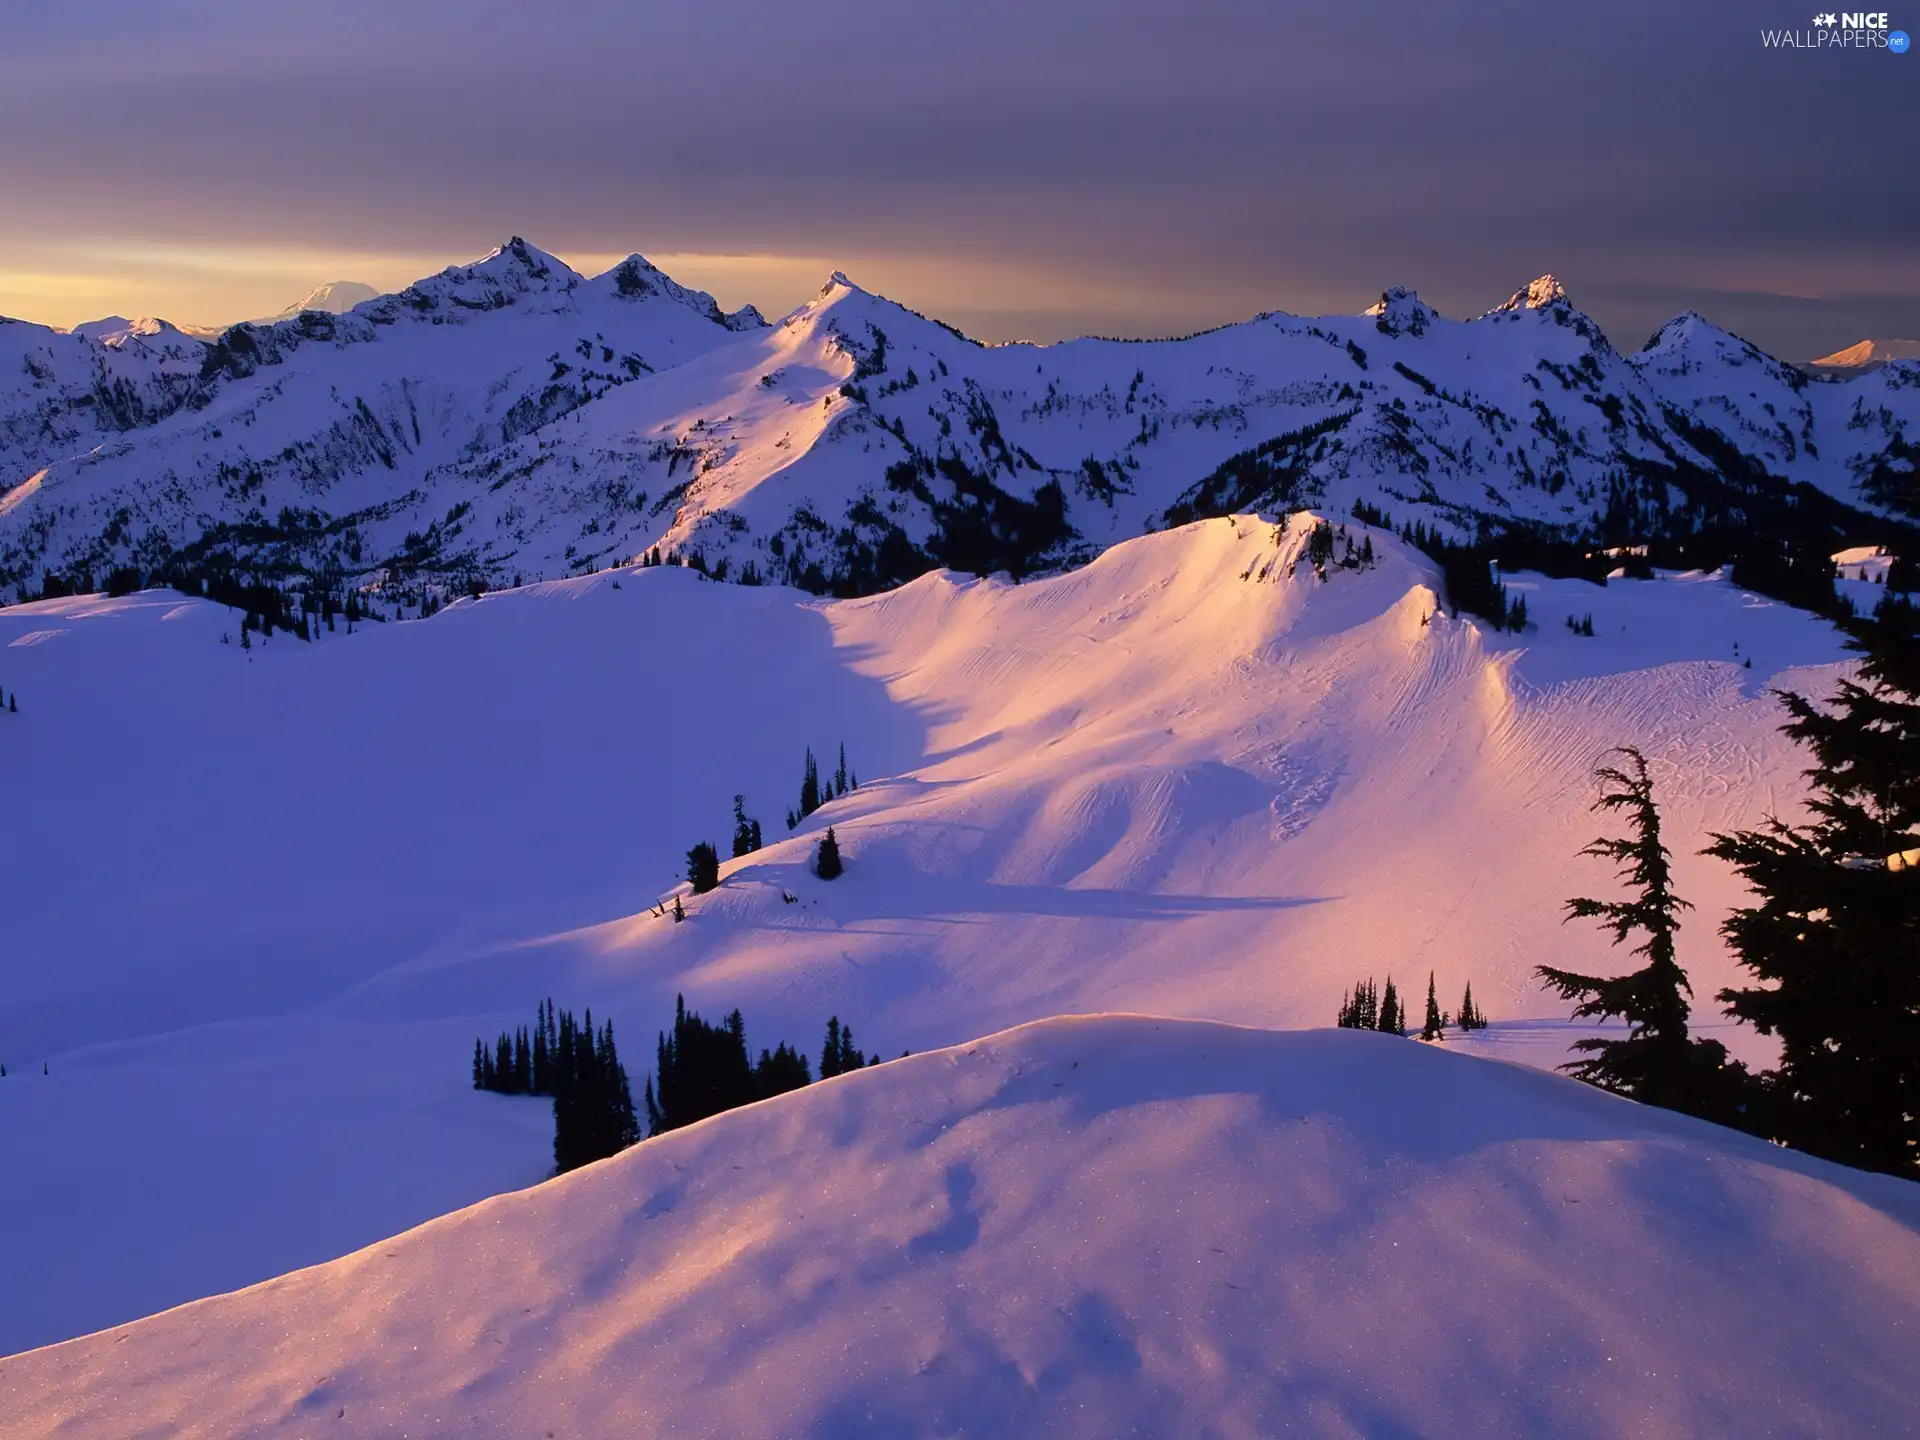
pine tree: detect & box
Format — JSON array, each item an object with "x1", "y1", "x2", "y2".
[
  {"x1": 1421, "y1": 972, "x2": 1445, "y2": 1041},
  {"x1": 834, "y1": 743, "x2": 850, "y2": 799},
  {"x1": 732, "y1": 795, "x2": 760, "y2": 858},
  {"x1": 795, "y1": 747, "x2": 822, "y2": 826},
  {"x1": 1378, "y1": 976, "x2": 1404, "y2": 1035},
  {"x1": 821, "y1": 1016, "x2": 846, "y2": 1078},
  {"x1": 1457, "y1": 982, "x2": 1487, "y2": 1031},
  {"x1": 473, "y1": 1038, "x2": 487, "y2": 1090},
  {"x1": 1539, "y1": 749, "x2": 1747, "y2": 1119},
  {"x1": 1707, "y1": 596, "x2": 1920, "y2": 1176},
  {"x1": 815, "y1": 826, "x2": 844, "y2": 880},
  {"x1": 686, "y1": 840, "x2": 720, "y2": 894}
]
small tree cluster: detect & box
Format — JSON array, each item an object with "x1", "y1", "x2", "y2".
[
  {"x1": 731, "y1": 795, "x2": 764, "y2": 858},
  {"x1": 819, "y1": 1015, "x2": 878, "y2": 1078},
  {"x1": 1456, "y1": 982, "x2": 1488, "y2": 1031},
  {"x1": 472, "y1": 999, "x2": 640, "y2": 1175},
  {"x1": 643, "y1": 995, "x2": 814, "y2": 1137},
  {"x1": 1300, "y1": 520, "x2": 1376, "y2": 580},
  {"x1": 685, "y1": 840, "x2": 720, "y2": 894},
  {"x1": 1566, "y1": 612, "x2": 1595, "y2": 637},
  {"x1": 786, "y1": 744, "x2": 859, "y2": 829},
  {"x1": 1336, "y1": 976, "x2": 1406, "y2": 1034}
]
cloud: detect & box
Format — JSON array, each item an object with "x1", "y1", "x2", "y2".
[{"x1": 1, "y1": 0, "x2": 1915, "y2": 356}]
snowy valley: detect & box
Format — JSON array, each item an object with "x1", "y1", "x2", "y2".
[{"x1": 0, "y1": 250, "x2": 1916, "y2": 1435}]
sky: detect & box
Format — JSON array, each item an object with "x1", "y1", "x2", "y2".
[{"x1": 2, "y1": 1, "x2": 1916, "y2": 359}]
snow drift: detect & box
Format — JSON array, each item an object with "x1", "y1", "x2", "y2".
[{"x1": 4, "y1": 1015, "x2": 1915, "y2": 1438}]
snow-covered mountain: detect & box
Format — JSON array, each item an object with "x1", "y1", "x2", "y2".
[
  {"x1": 1811, "y1": 337, "x2": 1920, "y2": 369},
  {"x1": 0, "y1": 243, "x2": 1913, "y2": 601},
  {"x1": 7, "y1": 1015, "x2": 1916, "y2": 1439},
  {"x1": 0, "y1": 515, "x2": 1865, "y2": 1358},
  {"x1": 251, "y1": 279, "x2": 381, "y2": 324}
]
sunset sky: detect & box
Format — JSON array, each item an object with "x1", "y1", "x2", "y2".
[{"x1": 3, "y1": 0, "x2": 1915, "y2": 357}]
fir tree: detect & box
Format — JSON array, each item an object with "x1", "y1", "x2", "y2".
[
  {"x1": 1377, "y1": 976, "x2": 1404, "y2": 1035},
  {"x1": 1707, "y1": 596, "x2": 1920, "y2": 1176},
  {"x1": 797, "y1": 747, "x2": 822, "y2": 825},
  {"x1": 1457, "y1": 982, "x2": 1487, "y2": 1031},
  {"x1": 815, "y1": 826, "x2": 844, "y2": 880},
  {"x1": 1539, "y1": 749, "x2": 1747, "y2": 1120},
  {"x1": 686, "y1": 840, "x2": 720, "y2": 894},
  {"x1": 834, "y1": 743, "x2": 850, "y2": 799},
  {"x1": 1421, "y1": 972, "x2": 1445, "y2": 1041},
  {"x1": 732, "y1": 795, "x2": 761, "y2": 858}
]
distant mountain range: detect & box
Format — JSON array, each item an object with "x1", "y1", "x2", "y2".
[{"x1": 1, "y1": 238, "x2": 1914, "y2": 604}]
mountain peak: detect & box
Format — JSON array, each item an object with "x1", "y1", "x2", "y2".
[
  {"x1": 1488, "y1": 275, "x2": 1569, "y2": 314},
  {"x1": 599, "y1": 254, "x2": 767, "y2": 330},
  {"x1": 1362, "y1": 286, "x2": 1437, "y2": 337},
  {"x1": 1810, "y1": 338, "x2": 1920, "y2": 369}
]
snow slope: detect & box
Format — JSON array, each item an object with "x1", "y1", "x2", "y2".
[
  {"x1": 5, "y1": 1015, "x2": 1917, "y2": 1439},
  {"x1": 0, "y1": 515, "x2": 1860, "y2": 1356},
  {"x1": 2, "y1": 244, "x2": 1915, "y2": 600}
]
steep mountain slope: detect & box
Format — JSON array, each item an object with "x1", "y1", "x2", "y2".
[
  {"x1": 0, "y1": 516, "x2": 1858, "y2": 1354},
  {"x1": 6, "y1": 1016, "x2": 1917, "y2": 1439},
  {"x1": 0, "y1": 240, "x2": 762, "y2": 592},
  {"x1": 0, "y1": 315, "x2": 208, "y2": 488},
  {"x1": 1, "y1": 245, "x2": 1913, "y2": 603}
]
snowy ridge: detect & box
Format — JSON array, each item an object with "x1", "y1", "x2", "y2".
[
  {"x1": 0, "y1": 514, "x2": 1866, "y2": 1357},
  {"x1": 0, "y1": 243, "x2": 1914, "y2": 598},
  {"x1": 4, "y1": 1015, "x2": 1916, "y2": 1438}
]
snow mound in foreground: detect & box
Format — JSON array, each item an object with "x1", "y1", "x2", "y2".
[{"x1": 7, "y1": 1016, "x2": 1915, "y2": 1438}]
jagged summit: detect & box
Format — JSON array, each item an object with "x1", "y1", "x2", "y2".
[
  {"x1": 1488, "y1": 274, "x2": 1569, "y2": 313},
  {"x1": 1362, "y1": 285, "x2": 1437, "y2": 337},
  {"x1": 597, "y1": 254, "x2": 766, "y2": 331}
]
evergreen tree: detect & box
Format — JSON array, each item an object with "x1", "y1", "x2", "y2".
[
  {"x1": 1378, "y1": 976, "x2": 1404, "y2": 1035},
  {"x1": 815, "y1": 826, "x2": 844, "y2": 879},
  {"x1": 686, "y1": 840, "x2": 720, "y2": 894},
  {"x1": 834, "y1": 743, "x2": 850, "y2": 799},
  {"x1": 1539, "y1": 749, "x2": 1747, "y2": 1120},
  {"x1": 798, "y1": 748, "x2": 822, "y2": 824},
  {"x1": 1707, "y1": 596, "x2": 1920, "y2": 1176},
  {"x1": 473, "y1": 1038, "x2": 487, "y2": 1089},
  {"x1": 1421, "y1": 972, "x2": 1445, "y2": 1041},
  {"x1": 1457, "y1": 982, "x2": 1487, "y2": 1031},
  {"x1": 732, "y1": 795, "x2": 761, "y2": 858}
]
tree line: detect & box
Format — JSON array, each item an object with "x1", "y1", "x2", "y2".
[
  {"x1": 1336, "y1": 974, "x2": 1487, "y2": 1037},
  {"x1": 473, "y1": 999, "x2": 640, "y2": 1174},
  {"x1": 474, "y1": 995, "x2": 890, "y2": 1174}
]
